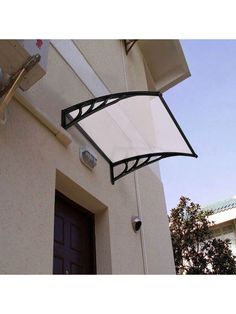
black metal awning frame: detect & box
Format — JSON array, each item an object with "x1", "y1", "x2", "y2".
[
  {"x1": 123, "y1": 40, "x2": 138, "y2": 55},
  {"x1": 61, "y1": 91, "x2": 197, "y2": 184}
]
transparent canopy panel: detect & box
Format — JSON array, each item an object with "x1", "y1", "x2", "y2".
[{"x1": 62, "y1": 92, "x2": 197, "y2": 183}]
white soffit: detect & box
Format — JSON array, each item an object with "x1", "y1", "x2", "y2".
[
  {"x1": 210, "y1": 208, "x2": 236, "y2": 224},
  {"x1": 138, "y1": 40, "x2": 191, "y2": 92}
]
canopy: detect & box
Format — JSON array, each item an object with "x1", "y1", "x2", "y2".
[{"x1": 62, "y1": 91, "x2": 197, "y2": 184}]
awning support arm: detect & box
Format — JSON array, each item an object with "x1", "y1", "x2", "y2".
[
  {"x1": 110, "y1": 152, "x2": 197, "y2": 184},
  {"x1": 61, "y1": 91, "x2": 162, "y2": 129},
  {"x1": 124, "y1": 40, "x2": 138, "y2": 55}
]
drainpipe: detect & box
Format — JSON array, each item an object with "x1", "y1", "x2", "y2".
[
  {"x1": 134, "y1": 171, "x2": 149, "y2": 274},
  {"x1": 14, "y1": 92, "x2": 72, "y2": 147},
  {"x1": 121, "y1": 41, "x2": 148, "y2": 274}
]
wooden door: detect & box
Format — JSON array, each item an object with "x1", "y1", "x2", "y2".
[{"x1": 53, "y1": 191, "x2": 96, "y2": 274}]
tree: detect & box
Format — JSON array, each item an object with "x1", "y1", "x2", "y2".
[{"x1": 169, "y1": 196, "x2": 236, "y2": 274}]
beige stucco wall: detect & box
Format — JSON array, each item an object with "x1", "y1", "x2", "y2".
[
  {"x1": 136, "y1": 168, "x2": 175, "y2": 273},
  {"x1": 0, "y1": 40, "x2": 175, "y2": 274}
]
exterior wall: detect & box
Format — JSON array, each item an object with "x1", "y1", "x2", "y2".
[
  {"x1": 137, "y1": 168, "x2": 175, "y2": 273},
  {"x1": 0, "y1": 40, "x2": 175, "y2": 274},
  {"x1": 0, "y1": 101, "x2": 56, "y2": 273},
  {"x1": 210, "y1": 216, "x2": 236, "y2": 256}
]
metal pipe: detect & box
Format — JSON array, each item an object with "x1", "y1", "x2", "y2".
[
  {"x1": 134, "y1": 171, "x2": 149, "y2": 274},
  {"x1": 0, "y1": 54, "x2": 41, "y2": 123},
  {"x1": 121, "y1": 40, "x2": 149, "y2": 274},
  {"x1": 0, "y1": 68, "x2": 26, "y2": 122}
]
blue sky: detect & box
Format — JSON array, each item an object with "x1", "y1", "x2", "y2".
[{"x1": 160, "y1": 40, "x2": 236, "y2": 212}]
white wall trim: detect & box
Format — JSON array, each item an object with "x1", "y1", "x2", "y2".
[
  {"x1": 14, "y1": 92, "x2": 72, "y2": 147},
  {"x1": 50, "y1": 40, "x2": 109, "y2": 97}
]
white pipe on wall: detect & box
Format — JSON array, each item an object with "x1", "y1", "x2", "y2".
[
  {"x1": 120, "y1": 40, "x2": 149, "y2": 274},
  {"x1": 134, "y1": 171, "x2": 149, "y2": 274},
  {"x1": 14, "y1": 92, "x2": 72, "y2": 147}
]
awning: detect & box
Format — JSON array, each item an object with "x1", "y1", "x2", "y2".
[{"x1": 62, "y1": 91, "x2": 197, "y2": 184}]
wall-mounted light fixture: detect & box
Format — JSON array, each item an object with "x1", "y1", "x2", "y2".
[
  {"x1": 132, "y1": 216, "x2": 142, "y2": 232},
  {"x1": 79, "y1": 146, "x2": 97, "y2": 170}
]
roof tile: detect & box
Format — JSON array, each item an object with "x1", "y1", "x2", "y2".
[{"x1": 204, "y1": 197, "x2": 236, "y2": 214}]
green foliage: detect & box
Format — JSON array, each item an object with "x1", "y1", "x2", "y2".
[{"x1": 169, "y1": 196, "x2": 236, "y2": 274}]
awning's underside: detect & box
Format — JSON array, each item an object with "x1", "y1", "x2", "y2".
[{"x1": 62, "y1": 91, "x2": 197, "y2": 184}]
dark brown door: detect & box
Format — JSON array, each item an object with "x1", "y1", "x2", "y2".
[{"x1": 53, "y1": 191, "x2": 96, "y2": 274}]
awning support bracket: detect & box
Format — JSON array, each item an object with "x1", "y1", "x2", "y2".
[
  {"x1": 62, "y1": 91, "x2": 161, "y2": 129},
  {"x1": 124, "y1": 40, "x2": 138, "y2": 55},
  {"x1": 110, "y1": 152, "x2": 196, "y2": 184}
]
